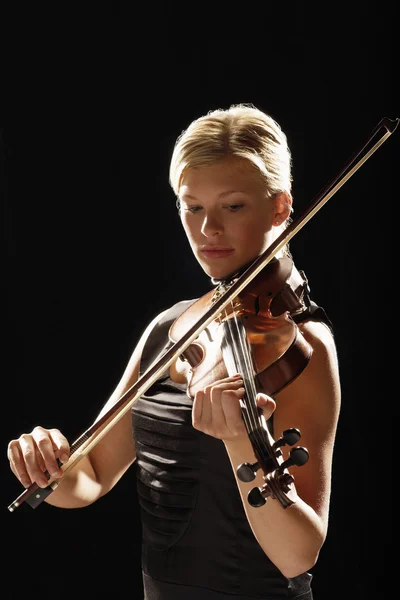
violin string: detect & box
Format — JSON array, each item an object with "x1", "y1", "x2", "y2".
[
  {"x1": 229, "y1": 309, "x2": 266, "y2": 434},
  {"x1": 229, "y1": 312, "x2": 259, "y2": 419},
  {"x1": 223, "y1": 306, "x2": 266, "y2": 456},
  {"x1": 222, "y1": 309, "x2": 253, "y2": 434},
  {"x1": 226, "y1": 309, "x2": 267, "y2": 459}
]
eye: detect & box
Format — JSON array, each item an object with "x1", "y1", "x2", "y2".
[
  {"x1": 226, "y1": 204, "x2": 244, "y2": 212},
  {"x1": 184, "y1": 205, "x2": 202, "y2": 214}
]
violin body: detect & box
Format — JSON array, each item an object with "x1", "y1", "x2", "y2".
[{"x1": 169, "y1": 256, "x2": 313, "y2": 399}]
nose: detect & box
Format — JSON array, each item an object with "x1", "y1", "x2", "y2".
[{"x1": 201, "y1": 210, "x2": 223, "y2": 237}]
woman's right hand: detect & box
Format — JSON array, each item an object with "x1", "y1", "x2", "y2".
[{"x1": 7, "y1": 426, "x2": 70, "y2": 489}]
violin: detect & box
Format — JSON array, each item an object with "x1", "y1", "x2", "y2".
[
  {"x1": 169, "y1": 255, "x2": 313, "y2": 508},
  {"x1": 7, "y1": 116, "x2": 398, "y2": 513}
]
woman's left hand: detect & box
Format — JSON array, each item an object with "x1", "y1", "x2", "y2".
[{"x1": 192, "y1": 374, "x2": 276, "y2": 441}]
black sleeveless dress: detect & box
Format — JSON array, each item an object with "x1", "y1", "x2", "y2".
[{"x1": 131, "y1": 280, "x2": 332, "y2": 600}]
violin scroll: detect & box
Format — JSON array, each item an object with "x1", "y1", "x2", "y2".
[{"x1": 237, "y1": 427, "x2": 309, "y2": 508}]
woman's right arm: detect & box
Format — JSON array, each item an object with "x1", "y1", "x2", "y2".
[{"x1": 7, "y1": 310, "x2": 167, "y2": 509}]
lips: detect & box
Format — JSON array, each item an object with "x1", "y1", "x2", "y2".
[{"x1": 200, "y1": 247, "x2": 234, "y2": 259}]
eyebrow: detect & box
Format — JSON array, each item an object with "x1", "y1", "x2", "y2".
[{"x1": 180, "y1": 190, "x2": 247, "y2": 200}]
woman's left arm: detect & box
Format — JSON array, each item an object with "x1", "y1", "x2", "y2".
[{"x1": 220, "y1": 320, "x2": 341, "y2": 578}]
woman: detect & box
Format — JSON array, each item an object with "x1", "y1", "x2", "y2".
[{"x1": 7, "y1": 104, "x2": 341, "y2": 599}]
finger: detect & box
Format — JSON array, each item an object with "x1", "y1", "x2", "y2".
[
  {"x1": 208, "y1": 388, "x2": 227, "y2": 432},
  {"x1": 18, "y1": 434, "x2": 49, "y2": 488},
  {"x1": 205, "y1": 378, "x2": 244, "y2": 395},
  {"x1": 192, "y1": 390, "x2": 205, "y2": 428},
  {"x1": 32, "y1": 426, "x2": 67, "y2": 479},
  {"x1": 206, "y1": 379, "x2": 244, "y2": 431},
  {"x1": 219, "y1": 387, "x2": 247, "y2": 435},
  {"x1": 47, "y1": 428, "x2": 70, "y2": 464},
  {"x1": 218, "y1": 374, "x2": 243, "y2": 382},
  {"x1": 35, "y1": 445, "x2": 46, "y2": 472},
  {"x1": 209, "y1": 381, "x2": 245, "y2": 433},
  {"x1": 256, "y1": 393, "x2": 276, "y2": 420},
  {"x1": 194, "y1": 378, "x2": 244, "y2": 433},
  {"x1": 202, "y1": 375, "x2": 243, "y2": 388},
  {"x1": 8, "y1": 440, "x2": 34, "y2": 488}
]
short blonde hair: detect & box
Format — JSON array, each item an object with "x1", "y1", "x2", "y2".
[{"x1": 169, "y1": 103, "x2": 293, "y2": 199}]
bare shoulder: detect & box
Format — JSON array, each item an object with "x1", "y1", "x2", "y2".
[
  {"x1": 298, "y1": 319, "x2": 337, "y2": 356},
  {"x1": 275, "y1": 318, "x2": 341, "y2": 436},
  {"x1": 296, "y1": 319, "x2": 340, "y2": 398}
]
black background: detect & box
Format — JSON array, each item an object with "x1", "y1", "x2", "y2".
[{"x1": 1, "y1": 3, "x2": 398, "y2": 599}]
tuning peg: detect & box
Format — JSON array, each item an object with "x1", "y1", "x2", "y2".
[
  {"x1": 273, "y1": 428, "x2": 301, "y2": 451},
  {"x1": 248, "y1": 472, "x2": 296, "y2": 508},
  {"x1": 248, "y1": 485, "x2": 267, "y2": 507},
  {"x1": 278, "y1": 446, "x2": 309, "y2": 473},
  {"x1": 237, "y1": 460, "x2": 260, "y2": 482}
]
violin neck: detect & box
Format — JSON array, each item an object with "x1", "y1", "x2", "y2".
[{"x1": 220, "y1": 316, "x2": 262, "y2": 422}]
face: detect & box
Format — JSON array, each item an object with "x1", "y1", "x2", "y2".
[{"x1": 178, "y1": 156, "x2": 290, "y2": 280}]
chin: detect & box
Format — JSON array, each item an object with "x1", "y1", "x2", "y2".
[
  {"x1": 202, "y1": 263, "x2": 240, "y2": 282},
  {"x1": 199, "y1": 264, "x2": 222, "y2": 280},
  {"x1": 196, "y1": 254, "x2": 251, "y2": 281}
]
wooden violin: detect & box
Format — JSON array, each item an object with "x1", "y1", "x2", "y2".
[
  {"x1": 7, "y1": 116, "x2": 398, "y2": 513},
  {"x1": 169, "y1": 254, "x2": 313, "y2": 508}
]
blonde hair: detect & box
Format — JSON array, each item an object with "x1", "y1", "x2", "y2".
[{"x1": 169, "y1": 103, "x2": 293, "y2": 200}]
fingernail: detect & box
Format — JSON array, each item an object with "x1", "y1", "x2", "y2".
[{"x1": 60, "y1": 454, "x2": 69, "y2": 463}]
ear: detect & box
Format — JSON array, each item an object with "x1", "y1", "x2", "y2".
[{"x1": 273, "y1": 192, "x2": 292, "y2": 226}]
